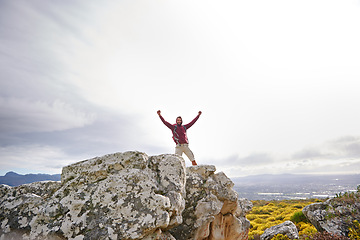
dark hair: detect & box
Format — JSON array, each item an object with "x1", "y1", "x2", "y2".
[{"x1": 176, "y1": 116, "x2": 182, "y2": 124}]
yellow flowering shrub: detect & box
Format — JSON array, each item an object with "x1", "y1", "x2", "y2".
[{"x1": 248, "y1": 199, "x2": 321, "y2": 240}]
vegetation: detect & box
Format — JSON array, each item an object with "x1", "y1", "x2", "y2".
[
  {"x1": 248, "y1": 199, "x2": 320, "y2": 239},
  {"x1": 334, "y1": 191, "x2": 360, "y2": 205},
  {"x1": 272, "y1": 234, "x2": 291, "y2": 240},
  {"x1": 303, "y1": 232, "x2": 349, "y2": 240},
  {"x1": 348, "y1": 220, "x2": 360, "y2": 240},
  {"x1": 248, "y1": 185, "x2": 360, "y2": 240}
]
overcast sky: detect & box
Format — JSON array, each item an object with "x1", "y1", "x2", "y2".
[{"x1": 1, "y1": 0, "x2": 360, "y2": 177}]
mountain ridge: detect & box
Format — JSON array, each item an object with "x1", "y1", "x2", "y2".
[
  {"x1": 232, "y1": 173, "x2": 360, "y2": 200},
  {"x1": 231, "y1": 173, "x2": 360, "y2": 184},
  {"x1": 0, "y1": 171, "x2": 61, "y2": 186}
]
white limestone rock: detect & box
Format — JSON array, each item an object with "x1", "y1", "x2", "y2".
[
  {"x1": 0, "y1": 152, "x2": 186, "y2": 240},
  {"x1": 260, "y1": 221, "x2": 299, "y2": 240},
  {"x1": 169, "y1": 165, "x2": 252, "y2": 240},
  {"x1": 302, "y1": 198, "x2": 360, "y2": 237},
  {"x1": 0, "y1": 152, "x2": 252, "y2": 240}
]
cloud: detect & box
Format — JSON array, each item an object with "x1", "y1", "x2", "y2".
[
  {"x1": 1, "y1": 0, "x2": 360, "y2": 178},
  {"x1": 0, "y1": 144, "x2": 74, "y2": 175},
  {"x1": 292, "y1": 148, "x2": 327, "y2": 160},
  {"x1": 0, "y1": 106, "x2": 169, "y2": 175},
  {"x1": 328, "y1": 136, "x2": 360, "y2": 158},
  {"x1": 285, "y1": 158, "x2": 360, "y2": 175},
  {"x1": 268, "y1": 136, "x2": 360, "y2": 175},
  {"x1": 210, "y1": 152, "x2": 275, "y2": 169},
  {"x1": 0, "y1": 97, "x2": 96, "y2": 134},
  {"x1": 217, "y1": 136, "x2": 360, "y2": 177},
  {"x1": 237, "y1": 153, "x2": 275, "y2": 166},
  {"x1": 292, "y1": 136, "x2": 360, "y2": 161},
  {"x1": 0, "y1": 109, "x2": 162, "y2": 175}
]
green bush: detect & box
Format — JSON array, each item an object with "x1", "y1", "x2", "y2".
[{"x1": 290, "y1": 211, "x2": 308, "y2": 224}]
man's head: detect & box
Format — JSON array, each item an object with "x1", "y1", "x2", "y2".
[{"x1": 176, "y1": 116, "x2": 182, "y2": 125}]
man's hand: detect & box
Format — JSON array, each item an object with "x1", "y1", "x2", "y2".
[
  {"x1": 157, "y1": 110, "x2": 161, "y2": 116},
  {"x1": 198, "y1": 111, "x2": 202, "y2": 116}
]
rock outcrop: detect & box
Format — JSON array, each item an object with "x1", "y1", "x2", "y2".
[
  {"x1": 0, "y1": 151, "x2": 252, "y2": 240},
  {"x1": 170, "y1": 165, "x2": 252, "y2": 240},
  {"x1": 303, "y1": 196, "x2": 360, "y2": 237},
  {"x1": 260, "y1": 221, "x2": 299, "y2": 240}
]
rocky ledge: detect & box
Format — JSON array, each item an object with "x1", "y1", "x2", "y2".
[
  {"x1": 0, "y1": 151, "x2": 252, "y2": 240},
  {"x1": 303, "y1": 195, "x2": 360, "y2": 237}
]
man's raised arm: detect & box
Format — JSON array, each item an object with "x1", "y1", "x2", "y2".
[
  {"x1": 185, "y1": 111, "x2": 202, "y2": 129},
  {"x1": 157, "y1": 110, "x2": 173, "y2": 129}
]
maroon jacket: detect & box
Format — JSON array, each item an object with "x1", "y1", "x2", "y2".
[{"x1": 159, "y1": 115, "x2": 200, "y2": 144}]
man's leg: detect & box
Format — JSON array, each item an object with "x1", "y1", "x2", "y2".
[
  {"x1": 175, "y1": 145, "x2": 183, "y2": 156},
  {"x1": 183, "y1": 145, "x2": 197, "y2": 166}
]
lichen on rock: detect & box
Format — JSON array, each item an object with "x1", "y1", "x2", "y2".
[
  {"x1": 302, "y1": 196, "x2": 360, "y2": 237},
  {"x1": 0, "y1": 151, "x2": 252, "y2": 240},
  {"x1": 169, "y1": 165, "x2": 252, "y2": 240},
  {"x1": 260, "y1": 221, "x2": 299, "y2": 240}
]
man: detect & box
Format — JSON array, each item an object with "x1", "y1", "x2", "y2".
[{"x1": 157, "y1": 110, "x2": 202, "y2": 165}]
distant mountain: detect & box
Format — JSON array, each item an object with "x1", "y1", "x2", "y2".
[
  {"x1": 231, "y1": 173, "x2": 360, "y2": 185},
  {"x1": 0, "y1": 171, "x2": 61, "y2": 186},
  {"x1": 231, "y1": 173, "x2": 360, "y2": 200}
]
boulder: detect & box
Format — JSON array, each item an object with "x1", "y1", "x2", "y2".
[
  {"x1": 0, "y1": 151, "x2": 252, "y2": 240},
  {"x1": 1, "y1": 152, "x2": 186, "y2": 240},
  {"x1": 302, "y1": 198, "x2": 360, "y2": 237},
  {"x1": 260, "y1": 221, "x2": 299, "y2": 240},
  {"x1": 169, "y1": 165, "x2": 252, "y2": 240}
]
